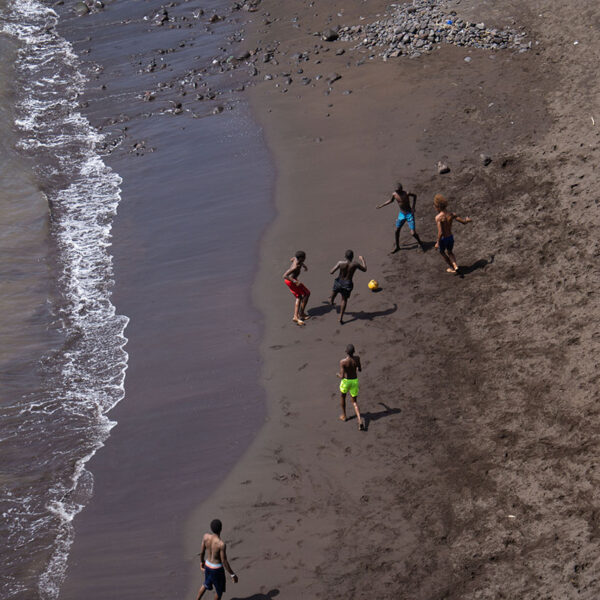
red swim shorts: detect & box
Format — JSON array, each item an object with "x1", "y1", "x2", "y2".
[{"x1": 285, "y1": 279, "x2": 310, "y2": 298}]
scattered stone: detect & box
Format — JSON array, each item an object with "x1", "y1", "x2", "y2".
[
  {"x1": 322, "y1": 28, "x2": 339, "y2": 42},
  {"x1": 342, "y1": 89, "x2": 352, "y2": 95},
  {"x1": 143, "y1": 91, "x2": 155, "y2": 101},
  {"x1": 213, "y1": 105, "x2": 224, "y2": 114},
  {"x1": 480, "y1": 153, "x2": 492, "y2": 166},
  {"x1": 335, "y1": 48, "x2": 345, "y2": 55},
  {"x1": 301, "y1": 77, "x2": 311, "y2": 85},
  {"x1": 337, "y1": 0, "x2": 531, "y2": 60},
  {"x1": 209, "y1": 14, "x2": 222, "y2": 23},
  {"x1": 151, "y1": 8, "x2": 168, "y2": 26},
  {"x1": 464, "y1": 56, "x2": 472, "y2": 63},
  {"x1": 437, "y1": 161, "x2": 450, "y2": 174},
  {"x1": 326, "y1": 72, "x2": 342, "y2": 84},
  {"x1": 73, "y1": 1, "x2": 89, "y2": 16}
]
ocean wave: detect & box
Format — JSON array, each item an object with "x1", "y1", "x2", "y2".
[{"x1": 0, "y1": 0, "x2": 129, "y2": 598}]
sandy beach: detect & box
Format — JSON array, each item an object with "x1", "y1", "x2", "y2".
[
  {"x1": 184, "y1": 1, "x2": 600, "y2": 598},
  {"x1": 38, "y1": 0, "x2": 600, "y2": 598}
]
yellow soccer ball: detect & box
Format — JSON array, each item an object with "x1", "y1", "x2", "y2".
[{"x1": 368, "y1": 279, "x2": 379, "y2": 291}]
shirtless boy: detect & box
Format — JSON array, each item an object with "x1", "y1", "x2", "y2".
[
  {"x1": 376, "y1": 183, "x2": 425, "y2": 252},
  {"x1": 283, "y1": 250, "x2": 310, "y2": 326},
  {"x1": 337, "y1": 344, "x2": 364, "y2": 430},
  {"x1": 196, "y1": 519, "x2": 238, "y2": 600},
  {"x1": 329, "y1": 250, "x2": 367, "y2": 324},
  {"x1": 433, "y1": 194, "x2": 472, "y2": 274}
]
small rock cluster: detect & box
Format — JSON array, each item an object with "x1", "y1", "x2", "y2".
[{"x1": 337, "y1": 0, "x2": 531, "y2": 59}]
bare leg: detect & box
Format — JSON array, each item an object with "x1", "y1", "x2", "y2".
[
  {"x1": 339, "y1": 393, "x2": 347, "y2": 421},
  {"x1": 293, "y1": 297, "x2": 304, "y2": 324},
  {"x1": 411, "y1": 229, "x2": 425, "y2": 251},
  {"x1": 440, "y1": 250, "x2": 456, "y2": 272},
  {"x1": 300, "y1": 291, "x2": 310, "y2": 319},
  {"x1": 329, "y1": 290, "x2": 338, "y2": 305},
  {"x1": 196, "y1": 585, "x2": 207, "y2": 600},
  {"x1": 447, "y1": 250, "x2": 459, "y2": 272},
  {"x1": 339, "y1": 297, "x2": 348, "y2": 324},
  {"x1": 392, "y1": 226, "x2": 402, "y2": 253},
  {"x1": 352, "y1": 397, "x2": 364, "y2": 430}
]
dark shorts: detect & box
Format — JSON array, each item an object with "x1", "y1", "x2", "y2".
[
  {"x1": 333, "y1": 277, "x2": 353, "y2": 299},
  {"x1": 438, "y1": 235, "x2": 454, "y2": 253},
  {"x1": 204, "y1": 566, "x2": 226, "y2": 597}
]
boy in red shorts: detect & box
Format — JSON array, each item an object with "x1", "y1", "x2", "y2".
[{"x1": 283, "y1": 250, "x2": 310, "y2": 325}]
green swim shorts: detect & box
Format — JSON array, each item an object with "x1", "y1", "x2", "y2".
[{"x1": 339, "y1": 378, "x2": 359, "y2": 397}]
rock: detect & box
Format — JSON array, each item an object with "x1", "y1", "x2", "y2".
[
  {"x1": 480, "y1": 153, "x2": 492, "y2": 166},
  {"x1": 209, "y1": 14, "x2": 221, "y2": 23},
  {"x1": 326, "y1": 72, "x2": 341, "y2": 84},
  {"x1": 213, "y1": 106, "x2": 224, "y2": 114},
  {"x1": 335, "y1": 48, "x2": 345, "y2": 55},
  {"x1": 152, "y1": 9, "x2": 168, "y2": 25},
  {"x1": 322, "y1": 28, "x2": 339, "y2": 42},
  {"x1": 464, "y1": 56, "x2": 472, "y2": 63},
  {"x1": 300, "y1": 77, "x2": 311, "y2": 85},
  {"x1": 476, "y1": 22, "x2": 485, "y2": 30},
  {"x1": 73, "y1": 1, "x2": 89, "y2": 16},
  {"x1": 437, "y1": 161, "x2": 450, "y2": 174},
  {"x1": 236, "y1": 50, "x2": 251, "y2": 60}
]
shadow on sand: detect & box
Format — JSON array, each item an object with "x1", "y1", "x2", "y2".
[
  {"x1": 231, "y1": 591, "x2": 280, "y2": 600},
  {"x1": 457, "y1": 254, "x2": 495, "y2": 277},
  {"x1": 362, "y1": 402, "x2": 402, "y2": 431},
  {"x1": 343, "y1": 303, "x2": 397, "y2": 324}
]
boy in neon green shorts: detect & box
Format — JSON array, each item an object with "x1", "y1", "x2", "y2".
[{"x1": 337, "y1": 344, "x2": 364, "y2": 430}]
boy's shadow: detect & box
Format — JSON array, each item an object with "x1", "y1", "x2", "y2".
[
  {"x1": 344, "y1": 303, "x2": 397, "y2": 324},
  {"x1": 308, "y1": 302, "x2": 337, "y2": 317},
  {"x1": 362, "y1": 402, "x2": 402, "y2": 431},
  {"x1": 231, "y1": 591, "x2": 279, "y2": 600},
  {"x1": 457, "y1": 254, "x2": 495, "y2": 278}
]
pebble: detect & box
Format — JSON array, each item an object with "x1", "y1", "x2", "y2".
[
  {"x1": 464, "y1": 56, "x2": 472, "y2": 63},
  {"x1": 437, "y1": 161, "x2": 450, "y2": 174},
  {"x1": 480, "y1": 153, "x2": 492, "y2": 166},
  {"x1": 337, "y1": 0, "x2": 531, "y2": 60}
]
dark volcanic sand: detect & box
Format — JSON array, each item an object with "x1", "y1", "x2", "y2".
[{"x1": 184, "y1": 1, "x2": 600, "y2": 599}]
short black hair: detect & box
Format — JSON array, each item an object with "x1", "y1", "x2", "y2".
[
  {"x1": 345, "y1": 249, "x2": 354, "y2": 260},
  {"x1": 295, "y1": 250, "x2": 306, "y2": 261},
  {"x1": 345, "y1": 344, "x2": 355, "y2": 356},
  {"x1": 395, "y1": 182, "x2": 403, "y2": 193},
  {"x1": 210, "y1": 519, "x2": 222, "y2": 535}
]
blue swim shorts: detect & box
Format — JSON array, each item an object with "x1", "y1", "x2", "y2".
[
  {"x1": 438, "y1": 235, "x2": 454, "y2": 252},
  {"x1": 204, "y1": 566, "x2": 226, "y2": 597},
  {"x1": 396, "y1": 211, "x2": 415, "y2": 231}
]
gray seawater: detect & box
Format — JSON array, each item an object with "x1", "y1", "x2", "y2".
[{"x1": 0, "y1": 0, "x2": 128, "y2": 597}]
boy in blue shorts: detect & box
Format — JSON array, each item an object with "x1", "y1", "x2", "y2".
[
  {"x1": 376, "y1": 183, "x2": 425, "y2": 253},
  {"x1": 433, "y1": 194, "x2": 472, "y2": 274}
]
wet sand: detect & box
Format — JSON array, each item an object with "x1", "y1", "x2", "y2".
[{"x1": 184, "y1": 1, "x2": 600, "y2": 599}]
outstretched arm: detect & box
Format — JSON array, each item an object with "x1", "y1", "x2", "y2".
[
  {"x1": 219, "y1": 544, "x2": 238, "y2": 583},
  {"x1": 455, "y1": 215, "x2": 472, "y2": 225},
  {"x1": 330, "y1": 261, "x2": 341, "y2": 275},
  {"x1": 376, "y1": 195, "x2": 395, "y2": 209},
  {"x1": 357, "y1": 255, "x2": 367, "y2": 272},
  {"x1": 409, "y1": 193, "x2": 417, "y2": 212}
]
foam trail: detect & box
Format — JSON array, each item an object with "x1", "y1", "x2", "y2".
[{"x1": 0, "y1": 0, "x2": 129, "y2": 598}]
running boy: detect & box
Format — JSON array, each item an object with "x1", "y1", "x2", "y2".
[
  {"x1": 196, "y1": 519, "x2": 238, "y2": 600},
  {"x1": 433, "y1": 194, "x2": 472, "y2": 274},
  {"x1": 329, "y1": 250, "x2": 367, "y2": 324},
  {"x1": 376, "y1": 183, "x2": 425, "y2": 252},
  {"x1": 283, "y1": 250, "x2": 310, "y2": 325},
  {"x1": 337, "y1": 344, "x2": 364, "y2": 430}
]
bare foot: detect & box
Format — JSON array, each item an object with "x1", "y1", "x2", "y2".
[
  {"x1": 390, "y1": 246, "x2": 400, "y2": 254},
  {"x1": 446, "y1": 268, "x2": 457, "y2": 274},
  {"x1": 293, "y1": 318, "x2": 305, "y2": 326},
  {"x1": 300, "y1": 314, "x2": 311, "y2": 320},
  {"x1": 339, "y1": 415, "x2": 347, "y2": 422}
]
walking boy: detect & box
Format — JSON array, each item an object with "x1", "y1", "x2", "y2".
[
  {"x1": 196, "y1": 519, "x2": 238, "y2": 600},
  {"x1": 329, "y1": 250, "x2": 367, "y2": 324},
  {"x1": 376, "y1": 183, "x2": 425, "y2": 252},
  {"x1": 283, "y1": 250, "x2": 310, "y2": 325},
  {"x1": 433, "y1": 194, "x2": 472, "y2": 274},
  {"x1": 337, "y1": 344, "x2": 364, "y2": 430}
]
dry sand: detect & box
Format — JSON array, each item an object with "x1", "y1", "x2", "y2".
[{"x1": 185, "y1": 1, "x2": 600, "y2": 599}]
